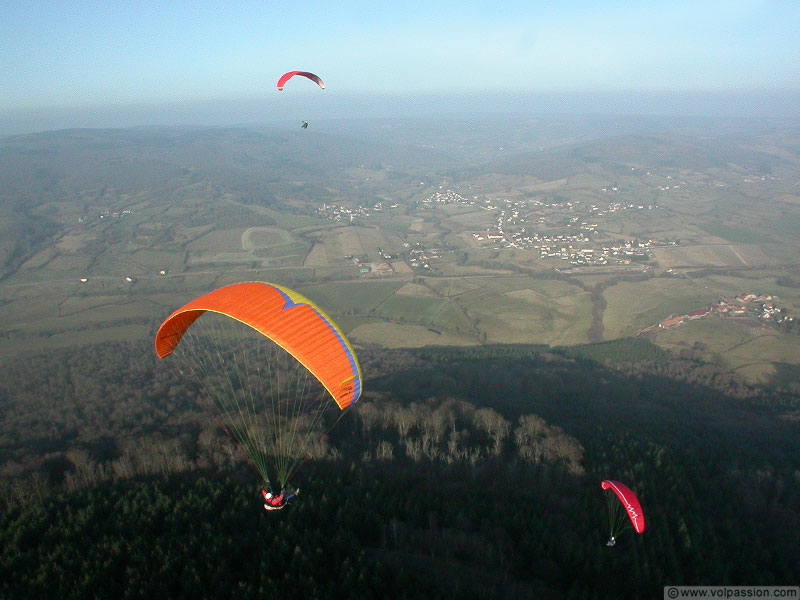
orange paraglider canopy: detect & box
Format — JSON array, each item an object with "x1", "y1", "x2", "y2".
[{"x1": 155, "y1": 282, "x2": 361, "y2": 409}]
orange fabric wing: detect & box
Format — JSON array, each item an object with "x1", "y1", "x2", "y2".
[{"x1": 155, "y1": 282, "x2": 361, "y2": 409}]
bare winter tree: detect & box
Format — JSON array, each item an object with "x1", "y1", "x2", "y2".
[{"x1": 473, "y1": 408, "x2": 511, "y2": 456}]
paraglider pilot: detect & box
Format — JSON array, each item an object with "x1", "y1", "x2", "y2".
[
  {"x1": 262, "y1": 488, "x2": 299, "y2": 511},
  {"x1": 606, "y1": 536, "x2": 616, "y2": 547}
]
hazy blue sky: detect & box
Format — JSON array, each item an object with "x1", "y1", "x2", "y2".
[{"x1": 2, "y1": 1, "x2": 799, "y2": 132}]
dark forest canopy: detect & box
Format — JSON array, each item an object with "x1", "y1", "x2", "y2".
[{"x1": 1, "y1": 339, "x2": 799, "y2": 598}]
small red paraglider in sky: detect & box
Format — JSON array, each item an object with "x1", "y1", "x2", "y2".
[{"x1": 277, "y1": 71, "x2": 325, "y2": 91}]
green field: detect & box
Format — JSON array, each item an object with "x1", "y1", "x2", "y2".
[
  {"x1": 298, "y1": 280, "x2": 405, "y2": 316},
  {"x1": 656, "y1": 318, "x2": 800, "y2": 384},
  {"x1": 454, "y1": 277, "x2": 593, "y2": 345},
  {"x1": 374, "y1": 294, "x2": 448, "y2": 323},
  {"x1": 243, "y1": 227, "x2": 293, "y2": 249},
  {"x1": 349, "y1": 321, "x2": 476, "y2": 348},
  {"x1": 130, "y1": 249, "x2": 186, "y2": 272},
  {"x1": 603, "y1": 278, "x2": 717, "y2": 338},
  {"x1": 700, "y1": 222, "x2": 774, "y2": 244}
]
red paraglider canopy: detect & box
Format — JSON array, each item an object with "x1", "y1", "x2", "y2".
[
  {"x1": 277, "y1": 71, "x2": 325, "y2": 91},
  {"x1": 601, "y1": 480, "x2": 645, "y2": 533}
]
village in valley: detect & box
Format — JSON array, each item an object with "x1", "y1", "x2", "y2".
[
  {"x1": 317, "y1": 185, "x2": 676, "y2": 271},
  {"x1": 416, "y1": 187, "x2": 667, "y2": 267}
]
